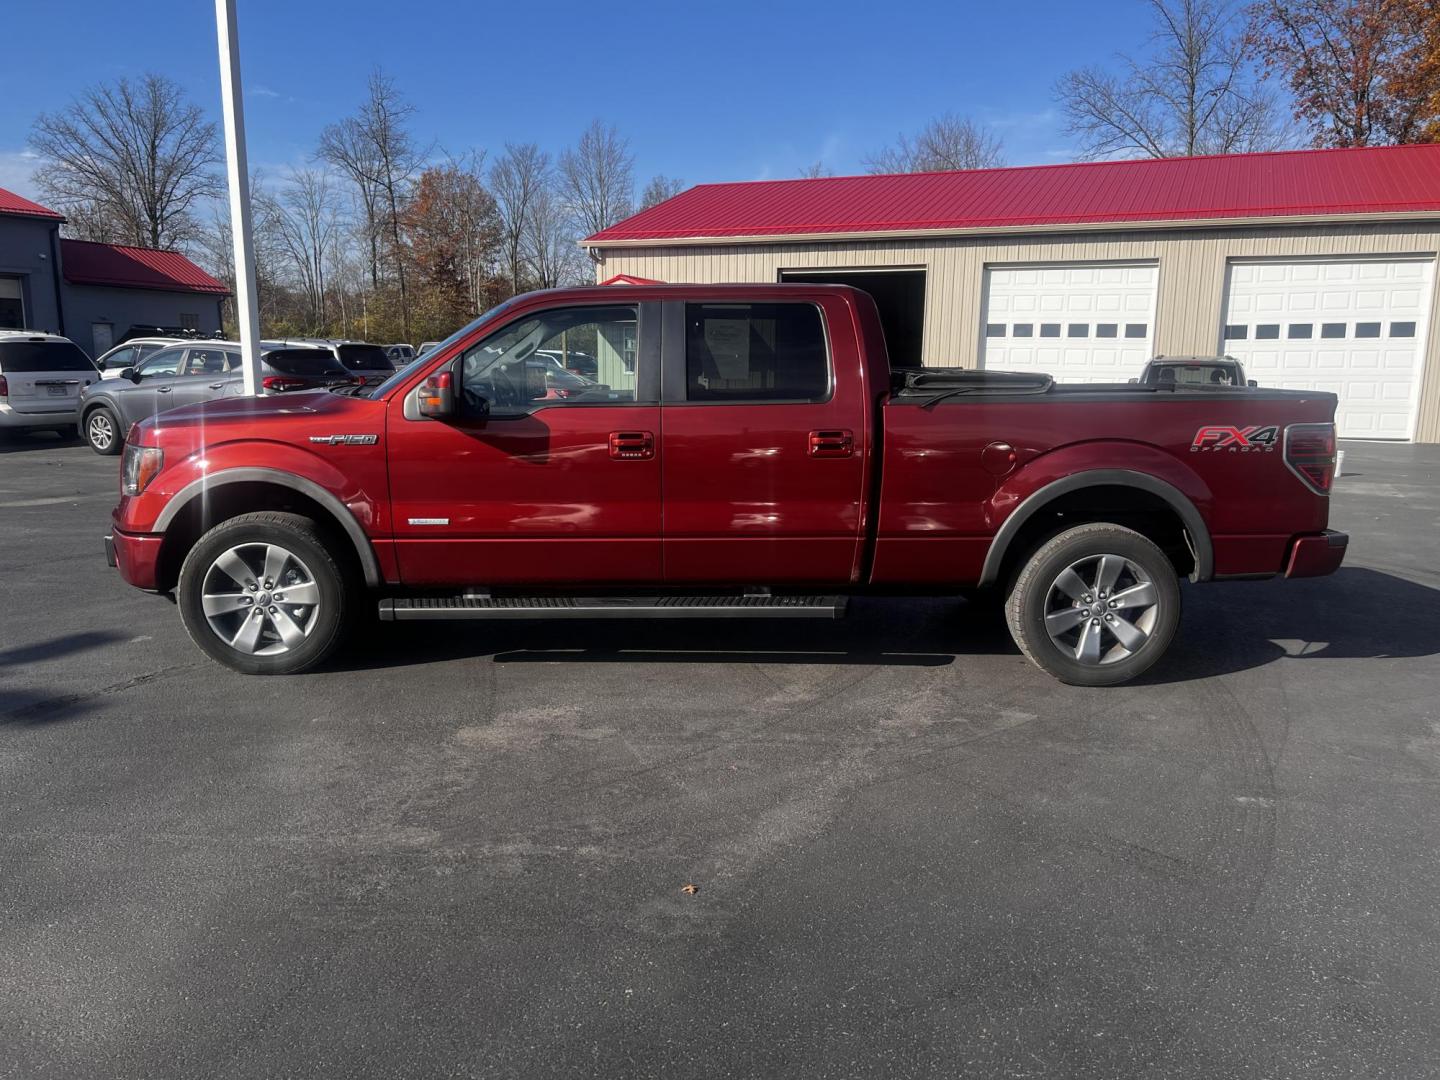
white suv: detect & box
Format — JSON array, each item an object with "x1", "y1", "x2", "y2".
[
  {"x1": 94, "y1": 336, "x2": 185, "y2": 379},
  {"x1": 0, "y1": 331, "x2": 101, "y2": 436}
]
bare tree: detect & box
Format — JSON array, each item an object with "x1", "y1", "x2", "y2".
[
  {"x1": 863, "y1": 114, "x2": 1004, "y2": 173},
  {"x1": 490, "y1": 143, "x2": 550, "y2": 293},
  {"x1": 318, "y1": 115, "x2": 384, "y2": 289},
  {"x1": 524, "y1": 183, "x2": 585, "y2": 289},
  {"x1": 261, "y1": 169, "x2": 341, "y2": 331},
  {"x1": 1057, "y1": 0, "x2": 1287, "y2": 158},
  {"x1": 318, "y1": 69, "x2": 424, "y2": 336},
  {"x1": 638, "y1": 174, "x2": 685, "y2": 210},
  {"x1": 30, "y1": 73, "x2": 220, "y2": 249},
  {"x1": 558, "y1": 120, "x2": 635, "y2": 237},
  {"x1": 797, "y1": 162, "x2": 833, "y2": 178}
]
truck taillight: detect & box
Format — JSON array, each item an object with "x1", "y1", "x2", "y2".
[
  {"x1": 262, "y1": 375, "x2": 307, "y2": 393},
  {"x1": 0, "y1": 374, "x2": 8, "y2": 398},
  {"x1": 1284, "y1": 422, "x2": 1336, "y2": 495}
]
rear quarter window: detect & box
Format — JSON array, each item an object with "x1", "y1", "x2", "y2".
[
  {"x1": 336, "y1": 344, "x2": 394, "y2": 371},
  {"x1": 264, "y1": 349, "x2": 347, "y2": 377},
  {"x1": 0, "y1": 340, "x2": 96, "y2": 373}
]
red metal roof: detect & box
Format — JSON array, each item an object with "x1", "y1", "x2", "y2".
[
  {"x1": 0, "y1": 186, "x2": 64, "y2": 222},
  {"x1": 598, "y1": 273, "x2": 666, "y2": 285},
  {"x1": 61, "y1": 239, "x2": 229, "y2": 295},
  {"x1": 587, "y1": 145, "x2": 1440, "y2": 245}
]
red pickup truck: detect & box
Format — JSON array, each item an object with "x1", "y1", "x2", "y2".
[{"x1": 105, "y1": 283, "x2": 1346, "y2": 686}]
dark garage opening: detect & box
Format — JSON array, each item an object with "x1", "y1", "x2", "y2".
[{"x1": 779, "y1": 268, "x2": 926, "y2": 367}]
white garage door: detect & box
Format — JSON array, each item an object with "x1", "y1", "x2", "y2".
[
  {"x1": 1222, "y1": 258, "x2": 1435, "y2": 439},
  {"x1": 981, "y1": 263, "x2": 1158, "y2": 383}
]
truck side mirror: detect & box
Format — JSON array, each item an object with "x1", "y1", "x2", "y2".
[{"x1": 418, "y1": 370, "x2": 456, "y2": 419}]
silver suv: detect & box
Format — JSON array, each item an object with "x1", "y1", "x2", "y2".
[
  {"x1": 0, "y1": 331, "x2": 100, "y2": 438},
  {"x1": 78, "y1": 340, "x2": 353, "y2": 455}
]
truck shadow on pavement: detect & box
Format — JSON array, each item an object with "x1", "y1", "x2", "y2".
[{"x1": 340, "y1": 567, "x2": 1440, "y2": 685}]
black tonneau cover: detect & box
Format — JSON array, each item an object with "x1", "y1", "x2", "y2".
[{"x1": 888, "y1": 366, "x2": 1307, "y2": 405}]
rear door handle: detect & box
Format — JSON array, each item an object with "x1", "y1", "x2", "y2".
[
  {"x1": 808, "y1": 429, "x2": 854, "y2": 458},
  {"x1": 156, "y1": 386, "x2": 173, "y2": 394},
  {"x1": 609, "y1": 430, "x2": 654, "y2": 460},
  {"x1": 208, "y1": 382, "x2": 227, "y2": 390}
]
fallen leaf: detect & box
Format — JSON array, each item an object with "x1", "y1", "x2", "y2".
[{"x1": 680, "y1": 883, "x2": 699, "y2": 895}]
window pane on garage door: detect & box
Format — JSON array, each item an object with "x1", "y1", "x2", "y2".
[
  {"x1": 981, "y1": 263, "x2": 1157, "y2": 383},
  {"x1": 1222, "y1": 258, "x2": 1434, "y2": 439}
]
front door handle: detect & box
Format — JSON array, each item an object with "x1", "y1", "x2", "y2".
[
  {"x1": 808, "y1": 429, "x2": 854, "y2": 458},
  {"x1": 155, "y1": 386, "x2": 173, "y2": 394},
  {"x1": 208, "y1": 381, "x2": 227, "y2": 390},
  {"x1": 609, "y1": 430, "x2": 654, "y2": 460}
]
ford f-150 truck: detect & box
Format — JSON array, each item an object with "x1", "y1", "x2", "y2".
[{"x1": 104, "y1": 284, "x2": 1347, "y2": 685}]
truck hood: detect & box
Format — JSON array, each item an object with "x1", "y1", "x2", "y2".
[{"x1": 137, "y1": 389, "x2": 383, "y2": 446}]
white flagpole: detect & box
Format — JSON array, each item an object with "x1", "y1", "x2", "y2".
[{"x1": 214, "y1": 0, "x2": 262, "y2": 396}]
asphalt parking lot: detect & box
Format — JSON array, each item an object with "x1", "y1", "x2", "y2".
[{"x1": 2, "y1": 434, "x2": 1438, "y2": 1079}]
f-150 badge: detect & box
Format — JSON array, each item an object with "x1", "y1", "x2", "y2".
[
  {"x1": 308, "y1": 434, "x2": 379, "y2": 445},
  {"x1": 1190, "y1": 425, "x2": 1278, "y2": 452}
]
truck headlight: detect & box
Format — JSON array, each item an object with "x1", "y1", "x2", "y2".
[{"x1": 121, "y1": 444, "x2": 165, "y2": 496}]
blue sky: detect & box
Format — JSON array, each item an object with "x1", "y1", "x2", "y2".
[{"x1": 3, "y1": 0, "x2": 1160, "y2": 199}]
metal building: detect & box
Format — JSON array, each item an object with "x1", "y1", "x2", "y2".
[{"x1": 585, "y1": 146, "x2": 1440, "y2": 442}]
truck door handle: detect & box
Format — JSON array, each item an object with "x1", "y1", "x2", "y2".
[
  {"x1": 609, "y1": 430, "x2": 654, "y2": 460},
  {"x1": 808, "y1": 429, "x2": 854, "y2": 458}
]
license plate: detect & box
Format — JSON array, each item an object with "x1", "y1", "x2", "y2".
[{"x1": 47, "y1": 385, "x2": 68, "y2": 396}]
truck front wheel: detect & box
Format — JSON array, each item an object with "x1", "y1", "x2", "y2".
[
  {"x1": 177, "y1": 511, "x2": 350, "y2": 675},
  {"x1": 1005, "y1": 523, "x2": 1180, "y2": 687}
]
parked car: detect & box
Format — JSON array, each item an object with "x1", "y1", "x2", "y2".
[
  {"x1": 104, "y1": 283, "x2": 1346, "y2": 685},
  {"x1": 95, "y1": 337, "x2": 185, "y2": 378},
  {"x1": 534, "y1": 347, "x2": 598, "y2": 379},
  {"x1": 1133, "y1": 355, "x2": 1255, "y2": 387},
  {"x1": 386, "y1": 343, "x2": 416, "y2": 365},
  {"x1": 79, "y1": 340, "x2": 354, "y2": 455},
  {"x1": 0, "y1": 331, "x2": 100, "y2": 437},
  {"x1": 280, "y1": 339, "x2": 395, "y2": 386}
]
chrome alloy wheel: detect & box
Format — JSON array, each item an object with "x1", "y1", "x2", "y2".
[
  {"x1": 1042, "y1": 553, "x2": 1160, "y2": 666},
  {"x1": 87, "y1": 412, "x2": 115, "y2": 450},
  {"x1": 200, "y1": 543, "x2": 322, "y2": 656}
]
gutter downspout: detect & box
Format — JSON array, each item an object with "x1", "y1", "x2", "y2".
[{"x1": 48, "y1": 225, "x2": 66, "y2": 337}]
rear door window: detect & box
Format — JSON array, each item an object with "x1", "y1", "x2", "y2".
[
  {"x1": 0, "y1": 339, "x2": 96, "y2": 373},
  {"x1": 181, "y1": 348, "x2": 232, "y2": 376},
  {"x1": 683, "y1": 302, "x2": 828, "y2": 402}
]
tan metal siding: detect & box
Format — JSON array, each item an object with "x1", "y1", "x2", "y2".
[{"x1": 595, "y1": 221, "x2": 1440, "y2": 440}]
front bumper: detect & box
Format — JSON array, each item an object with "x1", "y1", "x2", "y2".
[
  {"x1": 1285, "y1": 530, "x2": 1348, "y2": 579},
  {"x1": 106, "y1": 527, "x2": 163, "y2": 590}
]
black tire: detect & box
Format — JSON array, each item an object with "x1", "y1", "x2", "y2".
[
  {"x1": 1005, "y1": 523, "x2": 1181, "y2": 687},
  {"x1": 177, "y1": 511, "x2": 351, "y2": 675},
  {"x1": 84, "y1": 407, "x2": 123, "y2": 456}
]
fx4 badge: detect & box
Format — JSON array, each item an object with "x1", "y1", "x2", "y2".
[
  {"x1": 308, "y1": 434, "x2": 379, "y2": 446},
  {"x1": 1191, "y1": 425, "x2": 1279, "y2": 453}
]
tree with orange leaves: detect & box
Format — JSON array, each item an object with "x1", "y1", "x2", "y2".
[{"x1": 1249, "y1": 0, "x2": 1440, "y2": 145}]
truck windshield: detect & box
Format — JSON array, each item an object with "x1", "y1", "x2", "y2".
[{"x1": 0, "y1": 340, "x2": 96, "y2": 372}]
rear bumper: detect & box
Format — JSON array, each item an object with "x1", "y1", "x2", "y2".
[
  {"x1": 107, "y1": 527, "x2": 163, "y2": 590},
  {"x1": 0, "y1": 403, "x2": 80, "y2": 429},
  {"x1": 1285, "y1": 530, "x2": 1348, "y2": 579}
]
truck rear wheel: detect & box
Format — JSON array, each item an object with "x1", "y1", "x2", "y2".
[
  {"x1": 1005, "y1": 523, "x2": 1180, "y2": 687},
  {"x1": 177, "y1": 512, "x2": 350, "y2": 675}
]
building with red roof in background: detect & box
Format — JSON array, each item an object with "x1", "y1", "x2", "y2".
[
  {"x1": 588, "y1": 146, "x2": 1440, "y2": 442},
  {"x1": 0, "y1": 186, "x2": 228, "y2": 357}
]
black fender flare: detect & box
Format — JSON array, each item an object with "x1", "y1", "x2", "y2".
[
  {"x1": 153, "y1": 467, "x2": 382, "y2": 587},
  {"x1": 977, "y1": 469, "x2": 1214, "y2": 587}
]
